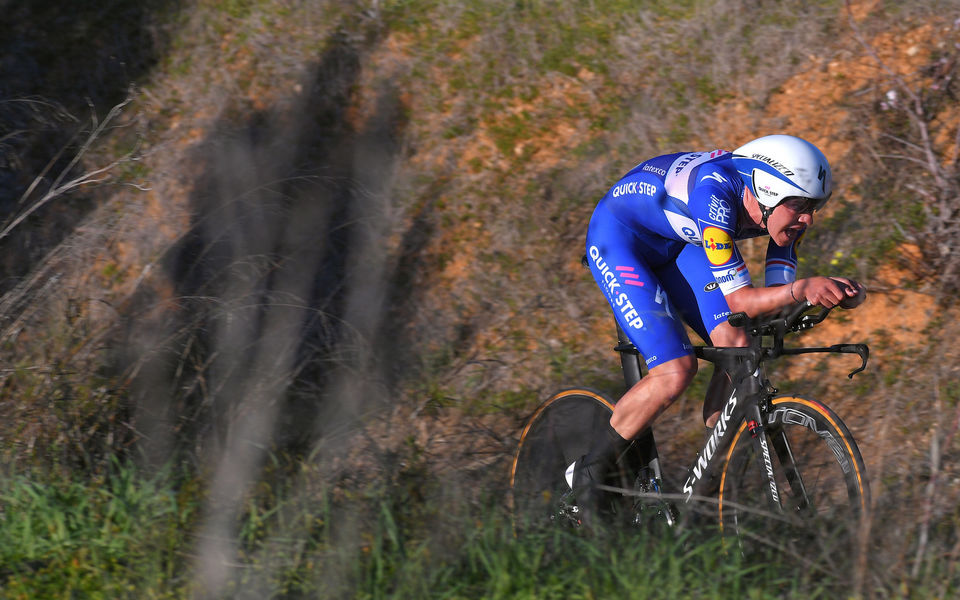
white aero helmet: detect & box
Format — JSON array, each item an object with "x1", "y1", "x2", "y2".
[{"x1": 731, "y1": 134, "x2": 832, "y2": 216}]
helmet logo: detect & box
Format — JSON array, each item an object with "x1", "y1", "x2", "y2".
[
  {"x1": 757, "y1": 185, "x2": 777, "y2": 198},
  {"x1": 750, "y1": 153, "x2": 795, "y2": 177},
  {"x1": 817, "y1": 165, "x2": 827, "y2": 193}
]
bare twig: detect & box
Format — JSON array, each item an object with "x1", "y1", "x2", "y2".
[
  {"x1": 911, "y1": 366, "x2": 960, "y2": 579},
  {"x1": 844, "y1": 0, "x2": 960, "y2": 299},
  {"x1": 0, "y1": 96, "x2": 142, "y2": 244}
]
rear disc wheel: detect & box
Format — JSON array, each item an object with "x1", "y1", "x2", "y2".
[{"x1": 510, "y1": 389, "x2": 639, "y2": 531}]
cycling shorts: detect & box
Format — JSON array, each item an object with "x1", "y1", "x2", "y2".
[{"x1": 585, "y1": 203, "x2": 732, "y2": 370}]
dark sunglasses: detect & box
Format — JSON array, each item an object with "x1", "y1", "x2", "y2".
[{"x1": 780, "y1": 195, "x2": 827, "y2": 214}]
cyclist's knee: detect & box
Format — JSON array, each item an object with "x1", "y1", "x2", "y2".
[
  {"x1": 646, "y1": 354, "x2": 697, "y2": 398},
  {"x1": 710, "y1": 320, "x2": 748, "y2": 347}
]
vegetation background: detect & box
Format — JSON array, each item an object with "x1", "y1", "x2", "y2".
[{"x1": 0, "y1": 0, "x2": 958, "y2": 597}]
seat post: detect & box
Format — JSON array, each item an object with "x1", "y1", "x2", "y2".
[{"x1": 615, "y1": 321, "x2": 644, "y2": 390}]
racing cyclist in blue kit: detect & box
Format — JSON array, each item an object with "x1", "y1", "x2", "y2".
[{"x1": 571, "y1": 134, "x2": 867, "y2": 524}]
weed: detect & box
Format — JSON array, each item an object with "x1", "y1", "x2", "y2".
[{"x1": 3, "y1": 0, "x2": 960, "y2": 597}]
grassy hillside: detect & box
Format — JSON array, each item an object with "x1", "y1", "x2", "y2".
[{"x1": 0, "y1": 0, "x2": 959, "y2": 596}]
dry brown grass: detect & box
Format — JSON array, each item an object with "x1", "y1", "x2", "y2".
[{"x1": 1, "y1": 0, "x2": 960, "y2": 595}]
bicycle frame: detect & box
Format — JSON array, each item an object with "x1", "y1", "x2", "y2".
[{"x1": 614, "y1": 302, "x2": 869, "y2": 512}]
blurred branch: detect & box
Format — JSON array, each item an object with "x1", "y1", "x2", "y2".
[
  {"x1": 912, "y1": 368, "x2": 960, "y2": 579},
  {"x1": 845, "y1": 1, "x2": 960, "y2": 300},
  {"x1": 0, "y1": 96, "x2": 147, "y2": 244}
]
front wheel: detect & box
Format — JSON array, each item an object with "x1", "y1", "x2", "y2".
[{"x1": 718, "y1": 396, "x2": 869, "y2": 559}]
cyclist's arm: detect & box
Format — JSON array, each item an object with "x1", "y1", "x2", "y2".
[
  {"x1": 764, "y1": 229, "x2": 802, "y2": 286},
  {"x1": 821, "y1": 277, "x2": 867, "y2": 308},
  {"x1": 726, "y1": 231, "x2": 865, "y2": 316},
  {"x1": 726, "y1": 277, "x2": 865, "y2": 316},
  {"x1": 725, "y1": 283, "x2": 795, "y2": 317}
]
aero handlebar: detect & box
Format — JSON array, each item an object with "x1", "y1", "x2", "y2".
[{"x1": 722, "y1": 301, "x2": 869, "y2": 379}]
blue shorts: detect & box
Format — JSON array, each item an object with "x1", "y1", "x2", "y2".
[{"x1": 585, "y1": 203, "x2": 732, "y2": 369}]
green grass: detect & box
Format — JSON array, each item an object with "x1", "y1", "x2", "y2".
[
  {"x1": 0, "y1": 460, "x2": 792, "y2": 598},
  {"x1": 0, "y1": 460, "x2": 188, "y2": 598},
  {"x1": 2, "y1": 457, "x2": 958, "y2": 598}
]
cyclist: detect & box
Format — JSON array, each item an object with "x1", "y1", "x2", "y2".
[{"x1": 572, "y1": 134, "x2": 866, "y2": 523}]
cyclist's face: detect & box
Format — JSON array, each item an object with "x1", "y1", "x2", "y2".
[{"x1": 768, "y1": 199, "x2": 814, "y2": 246}]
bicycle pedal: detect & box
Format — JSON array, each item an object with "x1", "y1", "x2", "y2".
[{"x1": 551, "y1": 494, "x2": 582, "y2": 527}]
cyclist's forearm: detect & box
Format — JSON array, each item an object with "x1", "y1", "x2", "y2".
[{"x1": 724, "y1": 283, "x2": 794, "y2": 317}]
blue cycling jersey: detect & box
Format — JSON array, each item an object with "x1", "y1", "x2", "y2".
[{"x1": 585, "y1": 149, "x2": 801, "y2": 369}]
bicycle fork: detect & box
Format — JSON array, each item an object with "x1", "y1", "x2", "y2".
[{"x1": 745, "y1": 403, "x2": 783, "y2": 513}]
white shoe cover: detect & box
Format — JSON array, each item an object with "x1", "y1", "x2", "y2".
[{"x1": 565, "y1": 460, "x2": 577, "y2": 489}]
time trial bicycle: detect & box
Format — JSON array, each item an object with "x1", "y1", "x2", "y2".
[{"x1": 510, "y1": 297, "x2": 870, "y2": 557}]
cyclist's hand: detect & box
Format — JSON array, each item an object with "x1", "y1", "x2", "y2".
[
  {"x1": 830, "y1": 277, "x2": 866, "y2": 309},
  {"x1": 793, "y1": 276, "x2": 860, "y2": 308}
]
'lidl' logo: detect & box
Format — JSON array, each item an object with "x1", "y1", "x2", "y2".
[{"x1": 703, "y1": 226, "x2": 733, "y2": 266}]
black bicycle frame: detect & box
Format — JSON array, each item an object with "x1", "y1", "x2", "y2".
[{"x1": 612, "y1": 302, "x2": 869, "y2": 510}]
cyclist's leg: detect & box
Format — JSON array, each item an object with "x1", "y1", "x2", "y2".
[
  {"x1": 578, "y1": 210, "x2": 698, "y2": 520},
  {"x1": 585, "y1": 218, "x2": 699, "y2": 440},
  {"x1": 658, "y1": 245, "x2": 749, "y2": 426},
  {"x1": 608, "y1": 355, "x2": 698, "y2": 436}
]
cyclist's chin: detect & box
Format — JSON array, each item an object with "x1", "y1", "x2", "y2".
[{"x1": 772, "y1": 226, "x2": 802, "y2": 247}]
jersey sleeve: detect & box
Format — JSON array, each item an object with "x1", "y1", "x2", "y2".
[
  {"x1": 764, "y1": 228, "x2": 804, "y2": 286},
  {"x1": 688, "y1": 170, "x2": 752, "y2": 295}
]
